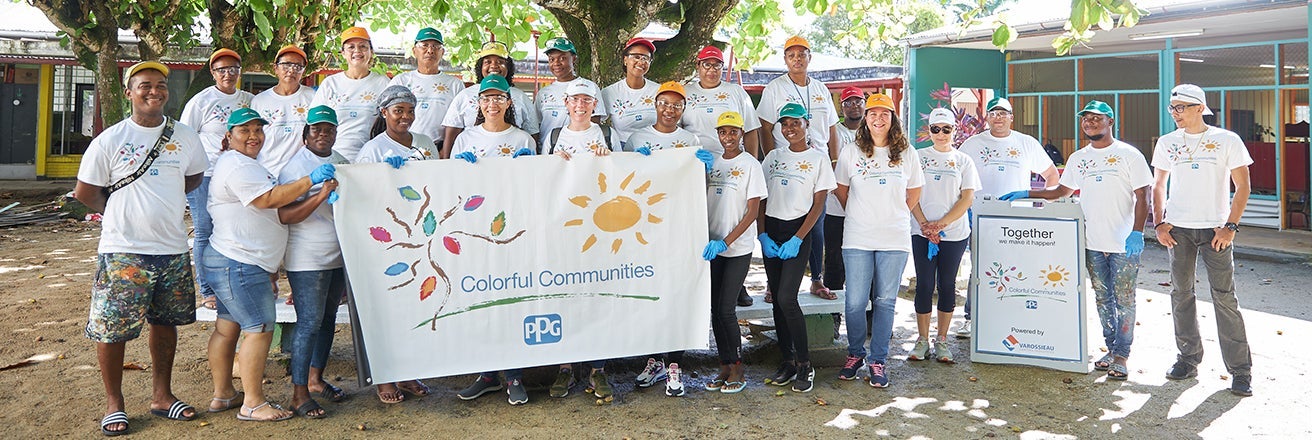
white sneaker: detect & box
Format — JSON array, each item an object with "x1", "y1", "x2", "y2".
[
  {"x1": 665, "y1": 363, "x2": 685, "y2": 397},
  {"x1": 635, "y1": 358, "x2": 667, "y2": 388},
  {"x1": 955, "y1": 319, "x2": 972, "y2": 339}
]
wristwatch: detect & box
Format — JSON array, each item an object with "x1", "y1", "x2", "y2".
[{"x1": 1223, "y1": 222, "x2": 1240, "y2": 232}]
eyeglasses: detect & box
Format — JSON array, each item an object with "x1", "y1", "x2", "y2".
[
  {"x1": 986, "y1": 110, "x2": 1012, "y2": 118},
  {"x1": 1167, "y1": 103, "x2": 1200, "y2": 113},
  {"x1": 656, "y1": 101, "x2": 685, "y2": 110},
  {"x1": 275, "y1": 62, "x2": 305, "y2": 72},
  {"x1": 566, "y1": 96, "x2": 596, "y2": 104},
  {"x1": 929, "y1": 125, "x2": 953, "y2": 134},
  {"x1": 479, "y1": 95, "x2": 510, "y2": 104},
  {"x1": 212, "y1": 66, "x2": 242, "y2": 76},
  {"x1": 698, "y1": 61, "x2": 723, "y2": 71},
  {"x1": 415, "y1": 41, "x2": 442, "y2": 51},
  {"x1": 841, "y1": 100, "x2": 864, "y2": 108},
  {"x1": 625, "y1": 53, "x2": 652, "y2": 62}
]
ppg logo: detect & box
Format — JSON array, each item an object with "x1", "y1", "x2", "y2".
[{"x1": 523, "y1": 314, "x2": 562, "y2": 345}]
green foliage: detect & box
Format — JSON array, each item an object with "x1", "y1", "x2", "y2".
[
  {"x1": 800, "y1": 1, "x2": 945, "y2": 64},
  {"x1": 1049, "y1": 0, "x2": 1148, "y2": 55},
  {"x1": 363, "y1": 0, "x2": 558, "y2": 71},
  {"x1": 718, "y1": 0, "x2": 785, "y2": 70}
]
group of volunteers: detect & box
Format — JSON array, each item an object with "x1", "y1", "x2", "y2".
[{"x1": 74, "y1": 22, "x2": 1256, "y2": 436}]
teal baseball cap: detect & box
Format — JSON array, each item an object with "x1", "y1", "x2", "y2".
[
  {"x1": 226, "y1": 107, "x2": 267, "y2": 130},
  {"x1": 415, "y1": 27, "x2": 443, "y2": 44},
  {"x1": 306, "y1": 105, "x2": 338, "y2": 125},
  {"x1": 544, "y1": 37, "x2": 575, "y2": 54},
  {"x1": 1077, "y1": 100, "x2": 1115, "y2": 120},
  {"x1": 986, "y1": 97, "x2": 1013, "y2": 113},
  {"x1": 480, "y1": 74, "x2": 511, "y2": 93},
  {"x1": 777, "y1": 102, "x2": 808, "y2": 121}
]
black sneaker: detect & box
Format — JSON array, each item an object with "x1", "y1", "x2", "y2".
[
  {"x1": 837, "y1": 355, "x2": 865, "y2": 381},
  {"x1": 737, "y1": 286, "x2": 753, "y2": 307},
  {"x1": 792, "y1": 363, "x2": 815, "y2": 393},
  {"x1": 769, "y1": 361, "x2": 798, "y2": 386},
  {"x1": 1230, "y1": 375, "x2": 1253, "y2": 397},
  {"x1": 1165, "y1": 361, "x2": 1198, "y2": 380},
  {"x1": 457, "y1": 375, "x2": 504, "y2": 400}
]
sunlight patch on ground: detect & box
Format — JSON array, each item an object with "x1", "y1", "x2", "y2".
[
  {"x1": 1168, "y1": 383, "x2": 1213, "y2": 419},
  {"x1": 1100, "y1": 389, "x2": 1151, "y2": 420},
  {"x1": 825, "y1": 397, "x2": 938, "y2": 430},
  {"x1": 46, "y1": 249, "x2": 68, "y2": 255},
  {"x1": 984, "y1": 418, "x2": 1007, "y2": 426},
  {"x1": 0, "y1": 265, "x2": 44, "y2": 274},
  {"x1": 1020, "y1": 431, "x2": 1078, "y2": 439},
  {"x1": 939, "y1": 400, "x2": 968, "y2": 411}
]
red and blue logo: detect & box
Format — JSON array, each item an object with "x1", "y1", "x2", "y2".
[{"x1": 1003, "y1": 334, "x2": 1020, "y2": 351}]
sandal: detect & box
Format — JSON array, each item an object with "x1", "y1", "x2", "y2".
[
  {"x1": 764, "y1": 291, "x2": 774, "y2": 304},
  {"x1": 398, "y1": 379, "x2": 431, "y2": 397},
  {"x1": 200, "y1": 296, "x2": 217, "y2": 310},
  {"x1": 1093, "y1": 353, "x2": 1113, "y2": 371},
  {"x1": 209, "y1": 392, "x2": 243, "y2": 413},
  {"x1": 318, "y1": 380, "x2": 347, "y2": 402},
  {"x1": 810, "y1": 286, "x2": 837, "y2": 300},
  {"x1": 294, "y1": 398, "x2": 327, "y2": 419},
  {"x1": 236, "y1": 401, "x2": 293, "y2": 422},
  {"x1": 101, "y1": 411, "x2": 129, "y2": 437},
  {"x1": 149, "y1": 400, "x2": 197, "y2": 421},
  {"x1": 377, "y1": 386, "x2": 404, "y2": 404},
  {"x1": 1107, "y1": 362, "x2": 1129, "y2": 381}
]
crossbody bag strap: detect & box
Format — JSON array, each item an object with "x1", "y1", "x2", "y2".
[{"x1": 105, "y1": 118, "x2": 175, "y2": 196}]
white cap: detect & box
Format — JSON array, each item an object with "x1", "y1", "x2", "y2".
[
  {"x1": 928, "y1": 108, "x2": 955, "y2": 126},
  {"x1": 1170, "y1": 84, "x2": 1213, "y2": 116},
  {"x1": 564, "y1": 81, "x2": 598, "y2": 99}
]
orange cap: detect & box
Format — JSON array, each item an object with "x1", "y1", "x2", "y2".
[
  {"x1": 656, "y1": 81, "x2": 685, "y2": 99},
  {"x1": 275, "y1": 45, "x2": 306, "y2": 62},
  {"x1": 865, "y1": 93, "x2": 895, "y2": 112},
  {"x1": 784, "y1": 36, "x2": 810, "y2": 50},
  {"x1": 340, "y1": 26, "x2": 371, "y2": 43},
  {"x1": 209, "y1": 48, "x2": 240, "y2": 65}
]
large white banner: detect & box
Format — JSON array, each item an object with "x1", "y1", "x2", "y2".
[{"x1": 333, "y1": 150, "x2": 710, "y2": 383}]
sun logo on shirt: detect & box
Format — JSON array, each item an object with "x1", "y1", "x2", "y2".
[
  {"x1": 727, "y1": 166, "x2": 745, "y2": 179},
  {"x1": 1104, "y1": 155, "x2": 1123, "y2": 166},
  {"x1": 813, "y1": 95, "x2": 825, "y2": 103},
  {"x1": 565, "y1": 172, "x2": 666, "y2": 253},
  {"x1": 796, "y1": 161, "x2": 815, "y2": 173},
  {"x1": 945, "y1": 159, "x2": 958, "y2": 169},
  {"x1": 641, "y1": 96, "x2": 655, "y2": 105},
  {"x1": 360, "y1": 92, "x2": 376, "y2": 102},
  {"x1": 585, "y1": 141, "x2": 607, "y2": 155},
  {"x1": 494, "y1": 144, "x2": 516, "y2": 156},
  {"x1": 1200, "y1": 140, "x2": 1220, "y2": 152},
  {"x1": 1006, "y1": 147, "x2": 1021, "y2": 158},
  {"x1": 715, "y1": 92, "x2": 729, "y2": 101},
  {"x1": 1040, "y1": 265, "x2": 1071, "y2": 287},
  {"x1": 163, "y1": 142, "x2": 181, "y2": 154},
  {"x1": 293, "y1": 105, "x2": 308, "y2": 115},
  {"x1": 435, "y1": 84, "x2": 449, "y2": 93},
  {"x1": 671, "y1": 140, "x2": 690, "y2": 149}
]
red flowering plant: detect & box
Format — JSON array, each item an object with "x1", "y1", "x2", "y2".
[{"x1": 915, "y1": 83, "x2": 986, "y2": 148}]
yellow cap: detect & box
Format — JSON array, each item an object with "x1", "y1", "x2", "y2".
[
  {"x1": 716, "y1": 111, "x2": 745, "y2": 129},
  {"x1": 865, "y1": 93, "x2": 895, "y2": 112},
  {"x1": 122, "y1": 61, "x2": 169, "y2": 86},
  {"x1": 784, "y1": 36, "x2": 810, "y2": 50},
  {"x1": 208, "y1": 48, "x2": 241, "y2": 65},
  {"x1": 475, "y1": 41, "x2": 510, "y2": 60},
  {"x1": 656, "y1": 81, "x2": 685, "y2": 99},
  {"x1": 340, "y1": 26, "x2": 371, "y2": 43}
]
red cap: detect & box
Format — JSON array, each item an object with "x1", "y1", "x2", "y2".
[
  {"x1": 624, "y1": 37, "x2": 656, "y2": 54},
  {"x1": 840, "y1": 87, "x2": 864, "y2": 103},
  {"x1": 696, "y1": 45, "x2": 724, "y2": 62}
]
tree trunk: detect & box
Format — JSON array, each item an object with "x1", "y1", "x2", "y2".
[{"x1": 95, "y1": 46, "x2": 126, "y2": 128}]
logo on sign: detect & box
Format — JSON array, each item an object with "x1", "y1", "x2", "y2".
[
  {"x1": 523, "y1": 314, "x2": 562, "y2": 345},
  {"x1": 1025, "y1": 300, "x2": 1038, "y2": 310},
  {"x1": 1003, "y1": 334, "x2": 1020, "y2": 351}
]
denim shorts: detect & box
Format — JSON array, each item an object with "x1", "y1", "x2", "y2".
[
  {"x1": 85, "y1": 253, "x2": 197, "y2": 343},
  {"x1": 202, "y1": 247, "x2": 277, "y2": 332}
]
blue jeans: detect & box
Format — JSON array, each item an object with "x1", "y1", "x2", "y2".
[
  {"x1": 186, "y1": 176, "x2": 215, "y2": 299},
  {"x1": 202, "y1": 247, "x2": 276, "y2": 332},
  {"x1": 1086, "y1": 251, "x2": 1138, "y2": 358},
  {"x1": 287, "y1": 268, "x2": 345, "y2": 386},
  {"x1": 842, "y1": 249, "x2": 908, "y2": 364}
]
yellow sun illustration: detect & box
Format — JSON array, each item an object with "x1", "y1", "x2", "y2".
[
  {"x1": 163, "y1": 142, "x2": 179, "y2": 152},
  {"x1": 1201, "y1": 141, "x2": 1220, "y2": 151},
  {"x1": 1007, "y1": 148, "x2": 1021, "y2": 158},
  {"x1": 495, "y1": 144, "x2": 515, "y2": 156},
  {"x1": 436, "y1": 84, "x2": 448, "y2": 92},
  {"x1": 294, "y1": 106, "x2": 307, "y2": 115},
  {"x1": 671, "y1": 141, "x2": 689, "y2": 149},
  {"x1": 728, "y1": 167, "x2": 744, "y2": 178},
  {"x1": 564, "y1": 172, "x2": 666, "y2": 253},
  {"x1": 642, "y1": 97, "x2": 655, "y2": 105},
  {"x1": 797, "y1": 161, "x2": 814, "y2": 173},
  {"x1": 361, "y1": 92, "x2": 376, "y2": 102},
  {"x1": 715, "y1": 92, "x2": 729, "y2": 100},
  {"x1": 1040, "y1": 265, "x2": 1071, "y2": 287}
]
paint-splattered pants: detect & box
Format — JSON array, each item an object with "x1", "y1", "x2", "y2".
[{"x1": 1086, "y1": 250, "x2": 1138, "y2": 358}]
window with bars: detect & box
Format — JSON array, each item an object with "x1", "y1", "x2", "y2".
[{"x1": 50, "y1": 64, "x2": 97, "y2": 155}]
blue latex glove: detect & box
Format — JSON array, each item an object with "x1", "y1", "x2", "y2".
[
  {"x1": 308, "y1": 163, "x2": 336, "y2": 184},
  {"x1": 384, "y1": 155, "x2": 407, "y2": 169},
  {"x1": 702, "y1": 240, "x2": 728, "y2": 261},
  {"x1": 327, "y1": 191, "x2": 340, "y2": 204},
  {"x1": 757, "y1": 233, "x2": 780, "y2": 259},
  {"x1": 454, "y1": 151, "x2": 478, "y2": 163},
  {"x1": 635, "y1": 146, "x2": 652, "y2": 156},
  {"x1": 926, "y1": 232, "x2": 946, "y2": 260},
  {"x1": 512, "y1": 147, "x2": 533, "y2": 158},
  {"x1": 1125, "y1": 230, "x2": 1144, "y2": 257},
  {"x1": 695, "y1": 149, "x2": 715, "y2": 173},
  {"x1": 777, "y1": 236, "x2": 804, "y2": 260},
  {"x1": 998, "y1": 190, "x2": 1029, "y2": 201}
]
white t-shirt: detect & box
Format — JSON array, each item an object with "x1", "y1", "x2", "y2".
[
  {"x1": 836, "y1": 146, "x2": 925, "y2": 252},
  {"x1": 624, "y1": 125, "x2": 701, "y2": 152},
  {"x1": 681, "y1": 81, "x2": 761, "y2": 154},
  {"x1": 250, "y1": 85, "x2": 316, "y2": 177},
  {"x1": 77, "y1": 118, "x2": 208, "y2": 255},
  {"x1": 601, "y1": 78, "x2": 660, "y2": 148},
  {"x1": 355, "y1": 132, "x2": 439, "y2": 163},
  {"x1": 388, "y1": 71, "x2": 466, "y2": 143},
  {"x1": 441, "y1": 84, "x2": 540, "y2": 135},
  {"x1": 708, "y1": 153, "x2": 768, "y2": 257},
  {"x1": 915, "y1": 147, "x2": 981, "y2": 242},
  {"x1": 450, "y1": 125, "x2": 537, "y2": 158},
  {"x1": 761, "y1": 146, "x2": 837, "y2": 220},
  {"x1": 208, "y1": 150, "x2": 288, "y2": 273},
  {"x1": 536, "y1": 77, "x2": 607, "y2": 152},
  {"x1": 1150, "y1": 127, "x2": 1253, "y2": 229},
  {"x1": 825, "y1": 139, "x2": 856, "y2": 217},
  {"x1": 1061, "y1": 140, "x2": 1153, "y2": 252},
  {"x1": 546, "y1": 123, "x2": 617, "y2": 156},
  {"x1": 277, "y1": 147, "x2": 344, "y2": 271},
  {"x1": 755, "y1": 75, "x2": 838, "y2": 149},
  {"x1": 310, "y1": 72, "x2": 391, "y2": 160},
  {"x1": 180, "y1": 86, "x2": 253, "y2": 176},
  {"x1": 958, "y1": 131, "x2": 1054, "y2": 197}
]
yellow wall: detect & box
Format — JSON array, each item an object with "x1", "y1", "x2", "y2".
[{"x1": 35, "y1": 64, "x2": 52, "y2": 176}]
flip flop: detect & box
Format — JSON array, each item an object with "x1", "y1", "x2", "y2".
[
  {"x1": 810, "y1": 286, "x2": 837, "y2": 300},
  {"x1": 200, "y1": 296, "x2": 217, "y2": 310},
  {"x1": 294, "y1": 399, "x2": 327, "y2": 419},
  {"x1": 721, "y1": 381, "x2": 746, "y2": 394},
  {"x1": 101, "y1": 411, "x2": 129, "y2": 437},
  {"x1": 764, "y1": 291, "x2": 774, "y2": 304},
  {"x1": 377, "y1": 387, "x2": 404, "y2": 404},
  {"x1": 1093, "y1": 353, "x2": 1113, "y2": 371},
  {"x1": 149, "y1": 400, "x2": 197, "y2": 421},
  {"x1": 236, "y1": 401, "x2": 292, "y2": 422},
  {"x1": 209, "y1": 392, "x2": 243, "y2": 413},
  {"x1": 398, "y1": 380, "x2": 431, "y2": 397},
  {"x1": 1107, "y1": 363, "x2": 1129, "y2": 381},
  {"x1": 318, "y1": 381, "x2": 347, "y2": 402}
]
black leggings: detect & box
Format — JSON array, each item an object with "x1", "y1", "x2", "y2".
[
  {"x1": 710, "y1": 254, "x2": 752, "y2": 363},
  {"x1": 822, "y1": 214, "x2": 846, "y2": 290},
  {"x1": 764, "y1": 215, "x2": 813, "y2": 363},
  {"x1": 911, "y1": 235, "x2": 969, "y2": 314}
]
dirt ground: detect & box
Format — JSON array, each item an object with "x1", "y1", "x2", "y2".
[{"x1": 2, "y1": 185, "x2": 1311, "y2": 439}]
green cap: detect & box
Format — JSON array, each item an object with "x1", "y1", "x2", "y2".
[
  {"x1": 415, "y1": 27, "x2": 444, "y2": 43},
  {"x1": 479, "y1": 74, "x2": 511, "y2": 93},
  {"x1": 777, "y1": 102, "x2": 809, "y2": 121},
  {"x1": 986, "y1": 97, "x2": 1012, "y2": 113},
  {"x1": 226, "y1": 108, "x2": 268, "y2": 130},
  {"x1": 306, "y1": 105, "x2": 338, "y2": 126},
  {"x1": 544, "y1": 37, "x2": 575, "y2": 54},
  {"x1": 1077, "y1": 100, "x2": 1114, "y2": 120}
]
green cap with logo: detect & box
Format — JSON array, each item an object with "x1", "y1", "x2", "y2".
[
  {"x1": 306, "y1": 105, "x2": 338, "y2": 126},
  {"x1": 415, "y1": 27, "x2": 444, "y2": 43},
  {"x1": 777, "y1": 102, "x2": 809, "y2": 121},
  {"x1": 1077, "y1": 100, "x2": 1114, "y2": 120},
  {"x1": 479, "y1": 74, "x2": 512, "y2": 93},
  {"x1": 986, "y1": 97, "x2": 1013, "y2": 113},
  {"x1": 544, "y1": 37, "x2": 575, "y2": 54},
  {"x1": 226, "y1": 108, "x2": 268, "y2": 130}
]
